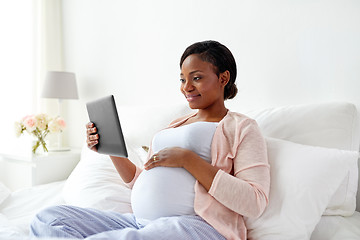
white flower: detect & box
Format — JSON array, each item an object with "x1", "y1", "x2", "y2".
[
  {"x1": 35, "y1": 113, "x2": 49, "y2": 131},
  {"x1": 14, "y1": 121, "x2": 23, "y2": 137},
  {"x1": 48, "y1": 120, "x2": 60, "y2": 133}
]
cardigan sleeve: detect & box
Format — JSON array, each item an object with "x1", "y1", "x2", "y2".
[{"x1": 208, "y1": 119, "x2": 270, "y2": 218}]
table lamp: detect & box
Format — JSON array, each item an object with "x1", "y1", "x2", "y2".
[{"x1": 41, "y1": 71, "x2": 79, "y2": 151}]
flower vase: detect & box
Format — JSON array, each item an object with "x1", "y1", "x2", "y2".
[
  {"x1": 16, "y1": 113, "x2": 66, "y2": 155},
  {"x1": 32, "y1": 139, "x2": 49, "y2": 155}
]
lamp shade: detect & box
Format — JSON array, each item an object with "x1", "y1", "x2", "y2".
[{"x1": 41, "y1": 71, "x2": 79, "y2": 99}]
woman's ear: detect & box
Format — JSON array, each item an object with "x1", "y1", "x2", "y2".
[{"x1": 219, "y1": 70, "x2": 230, "y2": 87}]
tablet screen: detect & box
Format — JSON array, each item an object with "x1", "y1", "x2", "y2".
[{"x1": 86, "y1": 95, "x2": 128, "y2": 158}]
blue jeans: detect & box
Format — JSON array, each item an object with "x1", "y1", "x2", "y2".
[{"x1": 30, "y1": 205, "x2": 225, "y2": 240}]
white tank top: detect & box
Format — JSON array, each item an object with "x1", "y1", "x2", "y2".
[{"x1": 131, "y1": 121, "x2": 218, "y2": 224}]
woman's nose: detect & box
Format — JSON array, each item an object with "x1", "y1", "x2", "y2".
[{"x1": 182, "y1": 80, "x2": 194, "y2": 92}]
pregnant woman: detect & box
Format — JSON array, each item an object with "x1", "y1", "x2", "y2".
[{"x1": 30, "y1": 40, "x2": 270, "y2": 240}]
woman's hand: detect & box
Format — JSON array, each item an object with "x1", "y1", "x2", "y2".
[
  {"x1": 86, "y1": 122, "x2": 99, "y2": 152},
  {"x1": 85, "y1": 122, "x2": 137, "y2": 184},
  {"x1": 144, "y1": 147, "x2": 194, "y2": 170},
  {"x1": 144, "y1": 147, "x2": 219, "y2": 191}
]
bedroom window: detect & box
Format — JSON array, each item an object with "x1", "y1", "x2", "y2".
[{"x1": 0, "y1": 1, "x2": 35, "y2": 155}]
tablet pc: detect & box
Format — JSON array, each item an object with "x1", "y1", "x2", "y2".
[{"x1": 86, "y1": 95, "x2": 128, "y2": 158}]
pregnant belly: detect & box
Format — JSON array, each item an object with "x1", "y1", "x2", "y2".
[{"x1": 131, "y1": 167, "x2": 196, "y2": 222}]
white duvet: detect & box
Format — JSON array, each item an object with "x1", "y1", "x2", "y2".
[
  {"x1": 1, "y1": 180, "x2": 360, "y2": 240},
  {"x1": 0, "y1": 181, "x2": 66, "y2": 239}
]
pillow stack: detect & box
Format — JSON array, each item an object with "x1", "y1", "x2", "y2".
[
  {"x1": 244, "y1": 102, "x2": 359, "y2": 239},
  {"x1": 245, "y1": 137, "x2": 358, "y2": 239}
]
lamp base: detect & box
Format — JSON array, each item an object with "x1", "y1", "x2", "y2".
[{"x1": 50, "y1": 130, "x2": 70, "y2": 152}]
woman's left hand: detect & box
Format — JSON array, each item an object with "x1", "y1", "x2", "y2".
[
  {"x1": 144, "y1": 147, "x2": 219, "y2": 191},
  {"x1": 144, "y1": 147, "x2": 195, "y2": 170}
]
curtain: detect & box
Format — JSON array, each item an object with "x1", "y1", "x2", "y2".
[
  {"x1": 0, "y1": 0, "x2": 64, "y2": 156},
  {"x1": 35, "y1": 0, "x2": 64, "y2": 116}
]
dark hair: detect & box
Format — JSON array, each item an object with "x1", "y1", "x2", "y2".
[{"x1": 180, "y1": 40, "x2": 238, "y2": 100}]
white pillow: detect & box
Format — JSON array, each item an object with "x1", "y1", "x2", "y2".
[
  {"x1": 245, "y1": 137, "x2": 359, "y2": 240},
  {"x1": 0, "y1": 182, "x2": 11, "y2": 206},
  {"x1": 244, "y1": 102, "x2": 360, "y2": 215},
  {"x1": 62, "y1": 145, "x2": 140, "y2": 213},
  {"x1": 324, "y1": 166, "x2": 358, "y2": 216},
  {"x1": 117, "y1": 103, "x2": 193, "y2": 156}
]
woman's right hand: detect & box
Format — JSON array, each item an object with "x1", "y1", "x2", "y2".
[{"x1": 86, "y1": 122, "x2": 99, "y2": 152}]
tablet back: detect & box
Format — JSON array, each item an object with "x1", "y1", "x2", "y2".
[{"x1": 86, "y1": 95, "x2": 128, "y2": 158}]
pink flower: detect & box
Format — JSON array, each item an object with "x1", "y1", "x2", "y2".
[
  {"x1": 21, "y1": 115, "x2": 31, "y2": 121},
  {"x1": 23, "y1": 115, "x2": 36, "y2": 132},
  {"x1": 48, "y1": 117, "x2": 66, "y2": 133},
  {"x1": 57, "y1": 118, "x2": 66, "y2": 129}
]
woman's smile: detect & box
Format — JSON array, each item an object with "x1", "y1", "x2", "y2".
[{"x1": 185, "y1": 94, "x2": 201, "y2": 102}]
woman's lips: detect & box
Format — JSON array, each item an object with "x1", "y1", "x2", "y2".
[{"x1": 186, "y1": 94, "x2": 201, "y2": 102}]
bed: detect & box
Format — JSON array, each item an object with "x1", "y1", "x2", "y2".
[{"x1": 0, "y1": 102, "x2": 359, "y2": 240}]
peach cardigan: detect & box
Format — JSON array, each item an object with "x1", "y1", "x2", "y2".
[{"x1": 127, "y1": 111, "x2": 270, "y2": 240}]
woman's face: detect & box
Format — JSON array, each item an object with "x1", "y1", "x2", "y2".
[{"x1": 180, "y1": 54, "x2": 227, "y2": 110}]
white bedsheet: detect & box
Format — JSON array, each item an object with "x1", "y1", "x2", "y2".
[
  {"x1": 1, "y1": 180, "x2": 360, "y2": 240},
  {"x1": 311, "y1": 211, "x2": 360, "y2": 240},
  {"x1": 0, "y1": 181, "x2": 65, "y2": 239}
]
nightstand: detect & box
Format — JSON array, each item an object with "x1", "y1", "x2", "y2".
[{"x1": 0, "y1": 149, "x2": 81, "y2": 191}]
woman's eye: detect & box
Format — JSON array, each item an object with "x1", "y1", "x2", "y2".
[
  {"x1": 180, "y1": 78, "x2": 185, "y2": 83},
  {"x1": 193, "y1": 76, "x2": 201, "y2": 81}
]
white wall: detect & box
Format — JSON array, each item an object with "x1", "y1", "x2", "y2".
[{"x1": 61, "y1": 0, "x2": 360, "y2": 148}]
